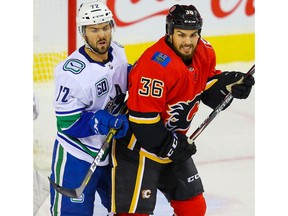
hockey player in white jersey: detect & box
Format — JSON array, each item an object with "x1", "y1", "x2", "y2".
[{"x1": 49, "y1": 1, "x2": 130, "y2": 215}]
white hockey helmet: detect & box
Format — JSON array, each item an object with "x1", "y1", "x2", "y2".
[{"x1": 76, "y1": 1, "x2": 115, "y2": 35}]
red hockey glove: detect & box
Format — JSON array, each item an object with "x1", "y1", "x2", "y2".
[{"x1": 158, "y1": 133, "x2": 196, "y2": 162}]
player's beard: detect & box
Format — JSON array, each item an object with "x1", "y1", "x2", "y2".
[
  {"x1": 175, "y1": 44, "x2": 195, "y2": 61},
  {"x1": 88, "y1": 37, "x2": 111, "y2": 55}
]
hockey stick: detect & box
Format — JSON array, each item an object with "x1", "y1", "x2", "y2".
[
  {"x1": 48, "y1": 104, "x2": 127, "y2": 198},
  {"x1": 187, "y1": 64, "x2": 255, "y2": 143}
]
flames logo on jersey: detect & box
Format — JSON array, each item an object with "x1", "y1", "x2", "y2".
[{"x1": 166, "y1": 94, "x2": 201, "y2": 132}]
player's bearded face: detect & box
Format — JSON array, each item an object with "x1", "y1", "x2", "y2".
[
  {"x1": 171, "y1": 28, "x2": 200, "y2": 60},
  {"x1": 85, "y1": 22, "x2": 112, "y2": 54}
]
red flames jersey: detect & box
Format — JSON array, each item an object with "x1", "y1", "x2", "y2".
[{"x1": 128, "y1": 36, "x2": 221, "y2": 136}]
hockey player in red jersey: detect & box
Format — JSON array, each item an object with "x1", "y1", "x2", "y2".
[{"x1": 111, "y1": 4, "x2": 254, "y2": 216}]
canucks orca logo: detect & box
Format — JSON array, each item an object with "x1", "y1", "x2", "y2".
[
  {"x1": 166, "y1": 94, "x2": 201, "y2": 132},
  {"x1": 63, "y1": 59, "x2": 85, "y2": 74}
]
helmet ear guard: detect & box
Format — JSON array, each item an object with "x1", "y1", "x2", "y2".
[{"x1": 166, "y1": 4, "x2": 203, "y2": 36}]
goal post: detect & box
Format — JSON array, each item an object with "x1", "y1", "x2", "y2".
[{"x1": 68, "y1": 0, "x2": 77, "y2": 56}]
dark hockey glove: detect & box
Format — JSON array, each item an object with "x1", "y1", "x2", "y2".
[
  {"x1": 230, "y1": 75, "x2": 255, "y2": 99},
  {"x1": 216, "y1": 71, "x2": 255, "y2": 99},
  {"x1": 158, "y1": 133, "x2": 197, "y2": 162},
  {"x1": 202, "y1": 71, "x2": 254, "y2": 109},
  {"x1": 90, "y1": 109, "x2": 129, "y2": 139}
]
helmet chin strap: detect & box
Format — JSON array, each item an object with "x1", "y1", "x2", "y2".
[
  {"x1": 86, "y1": 42, "x2": 100, "y2": 55},
  {"x1": 80, "y1": 36, "x2": 101, "y2": 55}
]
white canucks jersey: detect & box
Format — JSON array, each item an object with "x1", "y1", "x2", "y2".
[{"x1": 54, "y1": 41, "x2": 129, "y2": 165}]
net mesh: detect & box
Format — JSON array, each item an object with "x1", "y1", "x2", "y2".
[
  {"x1": 33, "y1": 52, "x2": 67, "y2": 82},
  {"x1": 33, "y1": 0, "x2": 69, "y2": 214}
]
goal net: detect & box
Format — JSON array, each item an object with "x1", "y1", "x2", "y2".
[{"x1": 33, "y1": 0, "x2": 69, "y2": 215}]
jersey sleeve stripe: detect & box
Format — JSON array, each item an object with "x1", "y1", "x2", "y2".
[{"x1": 128, "y1": 114, "x2": 161, "y2": 124}]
